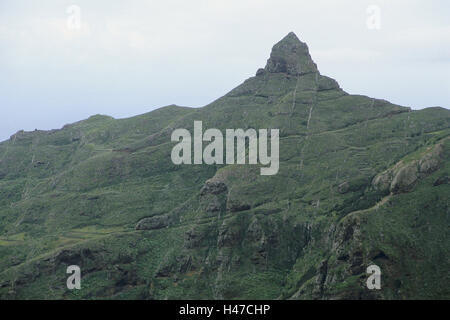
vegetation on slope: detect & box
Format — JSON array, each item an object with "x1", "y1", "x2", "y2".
[{"x1": 0, "y1": 33, "x2": 448, "y2": 299}]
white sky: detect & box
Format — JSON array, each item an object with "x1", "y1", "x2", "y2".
[{"x1": 1, "y1": 0, "x2": 449, "y2": 141}]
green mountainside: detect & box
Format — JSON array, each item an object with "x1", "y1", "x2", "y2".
[{"x1": 0, "y1": 32, "x2": 449, "y2": 299}]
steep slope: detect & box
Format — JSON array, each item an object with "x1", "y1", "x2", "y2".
[{"x1": 0, "y1": 32, "x2": 449, "y2": 299}]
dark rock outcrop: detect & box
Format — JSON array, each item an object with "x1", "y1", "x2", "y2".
[
  {"x1": 200, "y1": 180, "x2": 228, "y2": 196},
  {"x1": 264, "y1": 32, "x2": 318, "y2": 76},
  {"x1": 434, "y1": 175, "x2": 450, "y2": 186}
]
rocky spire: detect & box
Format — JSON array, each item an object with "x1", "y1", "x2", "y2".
[{"x1": 263, "y1": 32, "x2": 318, "y2": 76}]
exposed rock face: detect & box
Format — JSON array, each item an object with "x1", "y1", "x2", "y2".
[
  {"x1": 184, "y1": 225, "x2": 213, "y2": 249},
  {"x1": 419, "y1": 144, "x2": 443, "y2": 174},
  {"x1": 372, "y1": 143, "x2": 446, "y2": 194},
  {"x1": 198, "y1": 179, "x2": 228, "y2": 216},
  {"x1": 372, "y1": 171, "x2": 393, "y2": 193},
  {"x1": 434, "y1": 175, "x2": 450, "y2": 186},
  {"x1": 264, "y1": 32, "x2": 318, "y2": 75},
  {"x1": 217, "y1": 221, "x2": 242, "y2": 248},
  {"x1": 256, "y1": 68, "x2": 266, "y2": 76},
  {"x1": 200, "y1": 180, "x2": 228, "y2": 196},
  {"x1": 135, "y1": 214, "x2": 171, "y2": 230},
  {"x1": 227, "y1": 200, "x2": 251, "y2": 212},
  {"x1": 390, "y1": 162, "x2": 419, "y2": 194},
  {"x1": 312, "y1": 259, "x2": 328, "y2": 298}
]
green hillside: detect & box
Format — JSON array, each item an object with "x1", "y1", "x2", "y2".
[{"x1": 0, "y1": 32, "x2": 449, "y2": 299}]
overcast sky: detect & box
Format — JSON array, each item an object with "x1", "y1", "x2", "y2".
[{"x1": 1, "y1": 0, "x2": 449, "y2": 141}]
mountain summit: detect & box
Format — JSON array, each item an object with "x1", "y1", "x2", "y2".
[
  {"x1": 0, "y1": 33, "x2": 449, "y2": 300},
  {"x1": 264, "y1": 32, "x2": 318, "y2": 75}
]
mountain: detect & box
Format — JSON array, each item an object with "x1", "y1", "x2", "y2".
[{"x1": 0, "y1": 32, "x2": 449, "y2": 299}]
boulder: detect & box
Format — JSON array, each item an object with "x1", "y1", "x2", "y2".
[
  {"x1": 419, "y1": 144, "x2": 443, "y2": 174},
  {"x1": 390, "y1": 162, "x2": 418, "y2": 194},
  {"x1": 372, "y1": 170, "x2": 393, "y2": 193},
  {"x1": 135, "y1": 214, "x2": 170, "y2": 230}
]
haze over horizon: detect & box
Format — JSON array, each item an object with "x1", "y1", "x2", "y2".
[{"x1": 1, "y1": 0, "x2": 449, "y2": 141}]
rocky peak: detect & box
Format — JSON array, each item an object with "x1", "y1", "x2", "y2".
[{"x1": 263, "y1": 32, "x2": 318, "y2": 76}]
